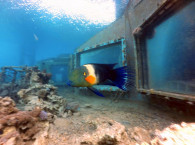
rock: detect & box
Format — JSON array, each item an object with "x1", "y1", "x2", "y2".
[
  {"x1": 0, "y1": 97, "x2": 18, "y2": 116},
  {"x1": 0, "y1": 89, "x2": 9, "y2": 96},
  {"x1": 128, "y1": 127, "x2": 152, "y2": 144},
  {"x1": 144, "y1": 122, "x2": 195, "y2": 145},
  {"x1": 4, "y1": 136, "x2": 17, "y2": 145},
  {"x1": 80, "y1": 141, "x2": 93, "y2": 145},
  {"x1": 18, "y1": 84, "x2": 67, "y2": 117},
  {"x1": 84, "y1": 104, "x2": 92, "y2": 108},
  {"x1": 97, "y1": 135, "x2": 118, "y2": 145},
  {"x1": 67, "y1": 110, "x2": 73, "y2": 116},
  {"x1": 62, "y1": 110, "x2": 73, "y2": 118},
  {"x1": 66, "y1": 102, "x2": 79, "y2": 112},
  {"x1": 74, "y1": 112, "x2": 81, "y2": 117},
  {"x1": 37, "y1": 89, "x2": 48, "y2": 99},
  {"x1": 17, "y1": 89, "x2": 26, "y2": 98},
  {"x1": 62, "y1": 112, "x2": 68, "y2": 118},
  {"x1": 59, "y1": 106, "x2": 66, "y2": 114},
  {"x1": 77, "y1": 117, "x2": 131, "y2": 145},
  {"x1": 33, "y1": 122, "x2": 50, "y2": 145}
]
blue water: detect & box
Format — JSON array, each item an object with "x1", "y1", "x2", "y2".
[{"x1": 0, "y1": 0, "x2": 128, "y2": 67}]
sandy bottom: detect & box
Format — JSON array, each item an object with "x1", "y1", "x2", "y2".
[{"x1": 43, "y1": 87, "x2": 194, "y2": 144}]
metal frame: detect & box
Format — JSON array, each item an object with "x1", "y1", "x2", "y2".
[
  {"x1": 133, "y1": 0, "x2": 195, "y2": 101},
  {"x1": 73, "y1": 38, "x2": 127, "y2": 91}
]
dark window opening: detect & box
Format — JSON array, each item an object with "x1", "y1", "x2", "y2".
[{"x1": 76, "y1": 39, "x2": 126, "y2": 90}]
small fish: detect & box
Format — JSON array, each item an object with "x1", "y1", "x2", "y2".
[
  {"x1": 67, "y1": 63, "x2": 134, "y2": 97},
  {"x1": 33, "y1": 33, "x2": 39, "y2": 41}
]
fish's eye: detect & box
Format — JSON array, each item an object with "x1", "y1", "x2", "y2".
[{"x1": 83, "y1": 72, "x2": 86, "y2": 76}]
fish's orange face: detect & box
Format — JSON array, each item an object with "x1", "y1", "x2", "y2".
[
  {"x1": 85, "y1": 75, "x2": 96, "y2": 85},
  {"x1": 67, "y1": 66, "x2": 92, "y2": 87}
]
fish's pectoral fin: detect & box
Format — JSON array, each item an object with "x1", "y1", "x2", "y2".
[{"x1": 87, "y1": 87, "x2": 105, "y2": 97}]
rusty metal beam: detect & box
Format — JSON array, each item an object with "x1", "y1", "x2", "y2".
[{"x1": 138, "y1": 89, "x2": 195, "y2": 102}]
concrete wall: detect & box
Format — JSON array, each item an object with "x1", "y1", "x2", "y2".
[{"x1": 127, "y1": 0, "x2": 165, "y2": 30}]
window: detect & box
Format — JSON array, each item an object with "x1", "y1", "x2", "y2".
[
  {"x1": 80, "y1": 42, "x2": 123, "y2": 67},
  {"x1": 51, "y1": 65, "x2": 69, "y2": 84},
  {"x1": 135, "y1": 0, "x2": 195, "y2": 97},
  {"x1": 37, "y1": 55, "x2": 71, "y2": 85},
  {"x1": 75, "y1": 38, "x2": 126, "y2": 91}
]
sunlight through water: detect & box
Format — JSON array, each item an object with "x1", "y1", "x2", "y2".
[{"x1": 10, "y1": 0, "x2": 116, "y2": 26}]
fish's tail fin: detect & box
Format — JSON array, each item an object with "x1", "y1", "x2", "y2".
[{"x1": 109, "y1": 66, "x2": 135, "y2": 91}]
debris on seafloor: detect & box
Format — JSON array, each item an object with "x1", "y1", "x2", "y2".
[
  {"x1": 0, "y1": 66, "x2": 51, "y2": 102},
  {"x1": 65, "y1": 102, "x2": 80, "y2": 113},
  {"x1": 17, "y1": 69, "x2": 68, "y2": 117},
  {"x1": 0, "y1": 65, "x2": 77, "y2": 117},
  {"x1": 0, "y1": 96, "x2": 53, "y2": 145}
]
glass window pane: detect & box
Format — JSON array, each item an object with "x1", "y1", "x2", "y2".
[
  {"x1": 144, "y1": 2, "x2": 195, "y2": 95},
  {"x1": 79, "y1": 43, "x2": 122, "y2": 68}
]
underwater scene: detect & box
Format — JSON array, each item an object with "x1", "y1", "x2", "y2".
[{"x1": 0, "y1": 0, "x2": 195, "y2": 145}]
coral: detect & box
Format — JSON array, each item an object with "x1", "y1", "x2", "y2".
[
  {"x1": 30, "y1": 71, "x2": 52, "y2": 85},
  {"x1": 38, "y1": 72, "x2": 52, "y2": 84},
  {"x1": 0, "y1": 66, "x2": 68, "y2": 117},
  {"x1": 66, "y1": 102, "x2": 79, "y2": 112},
  {"x1": 0, "y1": 66, "x2": 52, "y2": 102},
  {"x1": 18, "y1": 83, "x2": 67, "y2": 117},
  {"x1": 0, "y1": 97, "x2": 51, "y2": 145},
  {"x1": 39, "y1": 110, "x2": 48, "y2": 120},
  {"x1": 39, "y1": 110, "x2": 54, "y2": 123},
  {"x1": 0, "y1": 97, "x2": 18, "y2": 117},
  {"x1": 0, "y1": 107, "x2": 42, "y2": 131}
]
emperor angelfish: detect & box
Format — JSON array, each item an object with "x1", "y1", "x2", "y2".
[{"x1": 67, "y1": 63, "x2": 134, "y2": 97}]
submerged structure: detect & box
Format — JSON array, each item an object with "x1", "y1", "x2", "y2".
[
  {"x1": 0, "y1": 0, "x2": 195, "y2": 144},
  {"x1": 70, "y1": 0, "x2": 195, "y2": 102},
  {"x1": 0, "y1": 66, "x2": 38, "y2": 101},
  {"x1": 37, "y1": 54, "x2": 71, "y2": 86}
]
